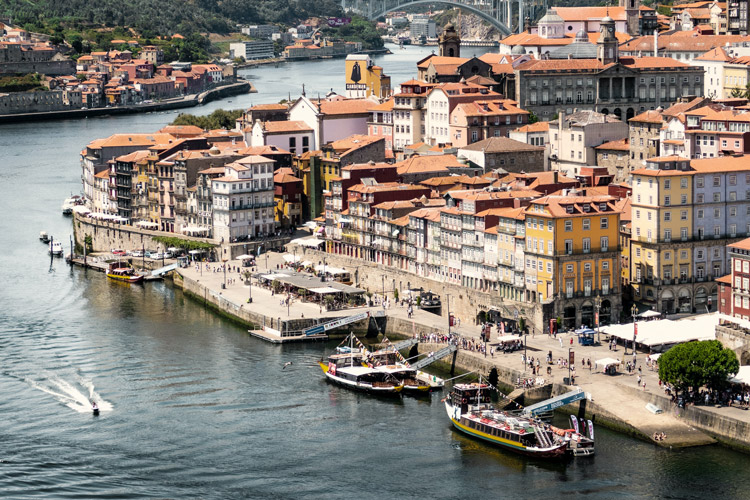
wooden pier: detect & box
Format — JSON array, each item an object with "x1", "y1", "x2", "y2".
[
  {"x1": 67, "y1": 256, "x2": 164, "y2": 282},
  {"x1": 248, "y1": 328, "x2": 328, "y2": 344}
]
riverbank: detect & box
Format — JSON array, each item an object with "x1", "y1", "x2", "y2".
[
  {"x1": 167, "y1": 248, "x2": 750, "y2": 454},
  {"x1": 0, "y1": 80, "x2": 254, "y2": 124}
]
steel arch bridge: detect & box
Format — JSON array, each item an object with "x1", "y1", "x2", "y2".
[{"x1": 342, "y1": 0, "x2": 537, "y2": 36}]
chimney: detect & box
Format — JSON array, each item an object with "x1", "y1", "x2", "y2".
[{"x1": 554, "y1": 171, "x2": 558, "y2": 184}]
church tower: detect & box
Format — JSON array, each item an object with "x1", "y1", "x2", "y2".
[
  {"x1": 439, "y1": 23, "x2": 461, "y2": 58},
  {"x1": 597, "y1": 15, "x2": 619, "y2": 64},
  {"x1": 620, "y1": 0, "x2": 641, "y2": 36}
]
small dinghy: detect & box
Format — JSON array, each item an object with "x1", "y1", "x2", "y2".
[{"x1": 92, "y1": 401, "x2": 99, "y2": 416}]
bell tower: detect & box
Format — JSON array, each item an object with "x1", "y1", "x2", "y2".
[
  {"x1": 597, "y1": 15, "x2": 619, "y2": 64},
  {"x1": 439, "y1": 23, "x2": 461, "y2": 58},
  {"x1": 620, "y1": 0, "x2": 641, "y2": 36}
]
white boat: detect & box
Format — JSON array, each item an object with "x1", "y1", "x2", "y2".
[
  {"x1": 39, "y1": 231, "x2": 50, "y2": 243},
  {"x1": 62, "y1": 195, "x2": 83, "y2": 215},
  {"x1": 49, "y1": 241, "x2": 63, "y2": 256}
]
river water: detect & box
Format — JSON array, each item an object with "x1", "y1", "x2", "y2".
[{"x1": 1, "y1": 44, "x2": 750, "y2": 498}]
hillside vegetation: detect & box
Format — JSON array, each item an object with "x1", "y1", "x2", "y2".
[{"x1": 1, "y1": 0, "x2": 344, "y2": 37}]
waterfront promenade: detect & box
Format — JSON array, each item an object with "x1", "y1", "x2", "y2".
[{"x1": 177, "y1": 250, "x2": 750, "y2": 450}]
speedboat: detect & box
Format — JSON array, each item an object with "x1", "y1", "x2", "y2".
[
  {"x1": 39, "y1": 231, "x2": 50, "y2": 243},
  {"x1": 49, "y1": 241, "x2": 63, "y2": 256},
  {"x1": 92, "y1": 401, "x2": 99, "y2": 415}
]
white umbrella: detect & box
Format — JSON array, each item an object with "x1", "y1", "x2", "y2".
[{"x1": 235, "y1": 254, "x2": 254, "y2": 260}]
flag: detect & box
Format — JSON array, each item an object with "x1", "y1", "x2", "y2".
[{"x1": 634, "y1": 323, "x2": 638, "y2": 338}]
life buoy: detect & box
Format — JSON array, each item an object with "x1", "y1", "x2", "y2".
[
  {"x1": 461, "y1": 398, "x2": 468, "y2": 404},
  {"x1": 519, "y1": 429, "x2": 525, "y2": 434}
]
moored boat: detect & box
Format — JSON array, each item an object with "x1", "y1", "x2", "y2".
[
  {"x1": 368, "y1": 349, "x2": 444, "y2": 394},
  {"x1": 319, "y1": 334, "x2": 404, "y2": 396},
  {"x1": 49, "y1": 240, "x2": 63, "y2": 256},
  {"x1": 444, "y1": 383, "x2": 570, "y2": 459},
  {"x1": 39, "y1": 231, "x2": 50, "y2": 243},
  {"x1": 107, "y1": 262, "x2": 144, "y2": 283}
]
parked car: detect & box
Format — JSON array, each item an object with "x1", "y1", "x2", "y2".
[
  {"x1": 130, "y1": 250, "x2": 144, "y2": 257},
  {"x1": 111, "y1": 248, "x2": 126, "y2": 255},
  {"x1": 163, "y1": 251, "x2": 173, "y2": 259},
  {"x1": 150, "y1": 252, "x2": 164, "y2": 260}
]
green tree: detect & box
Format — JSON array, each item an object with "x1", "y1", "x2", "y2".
[
  {"x1": 658, "y1": 340, "x2": 739, "y2": 395},
  {"x1": 527, "y1": 111, "x2": 539, "y2": 124}
]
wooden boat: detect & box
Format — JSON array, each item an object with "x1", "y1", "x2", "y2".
[
  {"x1": 107, "y1": 262, "x2": 144, "y2": 283},
  {"x1": 319, "y1": 334, "x2": 403, "y2": 396},
  {"x1": 444, "y1": 383, "x2": 570, "y2": 459},
  {"x1": 368, "y1": 349, "x2": 443, "y2": 394}
]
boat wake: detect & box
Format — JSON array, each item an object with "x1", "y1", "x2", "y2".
[{"x1": 28, "y1": 374, "x2": 113, "y2": 414}]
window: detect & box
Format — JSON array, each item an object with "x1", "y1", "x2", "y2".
[
  {"x1": 565, "y1": 240, "x2": 573, "y2": 254},
  {"x1": 665, "y1": 195, "x2": 671, "y2": 206},
  {"x1": 681, "y1": 195, "x2": 687, "y2": 205},
  {"x1": 664, "y1": 179, "x2": 671, "y2": 189},
  {"x1": 697, "y1": 209, "x2": 704, "y2": 218},
  {"x1": 584, "y1": 263, "x2": 592, "y2": 272},
  {"x1": 565, "y1": 220, "x2": 573, "y2": 231},
  {"x1": 681, "y1": 210, "x2": 687, "y2": 220},
  {"x1": 602, "y1": 261, "x2": 609, "y2": 270},
  {"x1": 583, "y1": 238, "x2": 591, "y2": 253},
  {"x1": 566, "y1": 264, "x2": 574, "y2": 273},
  {"x1": 664, "y1": 229, "x2": 671, "y2": 242},
  {"x1": 583, "y1": 219, "x2": 590, "y2": 230},
  {"x1": 600, "y1": 217, "x2": 608, "y2": 229},
  {"x1": 664, "y1": 211, "x2": 671, "y2": 221},
  {"x1": 696, "y1": 177, "x2": 704, "y2": 188},
  {"x1": 714, "y1": 176, "x2": 720, "y2": 187},
  {"x1": 601, "y1": 236, "x2": 609, "y2": 251},
  {"x1": 681, "y1": 178, "x2": 688, "y2": 188},
  {"x1": 681, "y1": 228, "x2": 688, "y2": 240}
]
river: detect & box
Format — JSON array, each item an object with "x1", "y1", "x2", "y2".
[{"x1": 1, "y1": 44, "x2": 750, "y2": 498}]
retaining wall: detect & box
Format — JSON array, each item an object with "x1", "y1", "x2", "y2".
[{"x1": 295, "y1": 247, "x2": 547, "y2": 331}]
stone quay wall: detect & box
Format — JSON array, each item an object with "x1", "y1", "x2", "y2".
[
  {"x1": 716, "y1": 324, "x2": 750, "y2": 364},
  {"x1": 294, "y1": 246, "x2": 548, "y2": 331},
  {"x1": 73, "y1": 214, "x2": 215, "y2": 255}
]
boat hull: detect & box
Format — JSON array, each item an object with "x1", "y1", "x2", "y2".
[
  {"x1": 107, "y1": 273, "x2": 144, "y2": 283},
  {"x1": 318, "y1": 362, "x2": 403, "y2": 396},
  {"x1": 444, "y1": 402, "x2": 568, "y2": 459}
]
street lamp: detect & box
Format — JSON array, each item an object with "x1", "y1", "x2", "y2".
[
  {"x1": 447, "y1": 293, "x2": 452, "y2": 336},
  {"x1": 629, "y1": 303, "x2": 638, "y2": 354},
  {"x1": 594, "y1": 294, "x2": 602, "y2": 344},
  {"x1": 222, "y1": 259, "x2": 228, "y2": 289},
  {"x1": 247, "y1": 272, "x2": 253, "y2": 303}
]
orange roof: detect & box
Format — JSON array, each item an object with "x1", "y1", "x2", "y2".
[
  {"x1": 621, "y1": 56, "x2": 690, "y2": 69},
  {"x1": 238, "y1": 145, "x2": 292, "y2": 156},
  {"x1": 395, "y1": 154, "x2": 461, "y2": 176},
  {"x1": 596, "y1": 138, "x2": 629, "y2": 151},
  {"x1": 274, "y1": 170, "x2": 302, "y2": 183},
  {"x1": 555, "y1": 6, "x2": 627, "y2": 21},
  {"x1": 314, "y1": 98, "x2": 376, "y2": 116},
  {"x1": 716, "y1": 274, "x2": 732, "y2": 284},
  {"x1": 621, "y1": 33, "x2": 750, "y2": 53},
  {"x1": 692, "y1": 155, "x2": 750, "y2": 173},
  {"x1": 729, "y1": 238, "x2": 750, "y2": 251},
  {"x1": 417, "y1": 55, "x2": 469, "y2": 70},
  {"x1": 262, "y1": 120, "x2": 313, "y2": 133},
  {"x1": 630, "y1": 109, "x2": 663, "y2": 124},
  {"x1": 514, "y1": 121, "x2": 549, "y2": 133},
  {"x1": 116, "y1": 150, "x2": 151, "y2": 162},
  {"x1": 94, "y1": 170, "x2": 110, "y2": 179},
  {"x1": 158, "y1": 125, "x2": 204, "y2": 136},
  {"x1": 526, "y1": 194, "x2": 618, "y2": 218},
  {"x1": 87, "y1": 133, "x2": 175, "y2": 149},
  {"x1": 250, "y1": 103, "x2": 288, "y2": 111},
  {"x1": 368, "y1": 97, "x2": 394, "y2": 112},
  {"x1": 450, "y1": 189, "x2": 542, "y2": 201}
]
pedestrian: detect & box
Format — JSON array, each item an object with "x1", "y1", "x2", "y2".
[
  {"x1": 608, "y1": 340, "x2": 612, "y2": 351},
  {"x1": 570, "y1": 337, "x2": 573, "y2": 346}
]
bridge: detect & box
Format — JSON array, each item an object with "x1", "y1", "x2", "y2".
[
  {"x1": 342, "y1": 0, "x2": 548, "y2": 36},
  {"x1": 521, "y1": 388, "x2": 589, "y2": 417}
]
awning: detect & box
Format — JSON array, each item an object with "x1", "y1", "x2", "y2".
[
  {"x1": 729, "y1": 366, "x2": 750, "y2": 385},
  {"x1": 188, "y1": 249, "x2": 206, "y2": 254},
  {"x1": 283, "y1": 254, "x2": 300, "y2": 263},
  {"x1": 236, "y1": 254, "x2": 254, "y2": 260},
  {"x1": 291, "y1": 238, "x2": 325, "y2": 248},
  {"x1": 496, "y1": 335, "x2": 522, "y2": 342},
  {"x1": 73, "y1": 205, "x2": 91, "y2": 214},
  {"x1": 309, "y1": 287, "x2": 341, "y2": 294},
  {"x1": 136, "y1": 221, "x2": 158, "y2": 228},
  {"x1": 600, "y1": 314, "x2": 717, "y2": 349},
  {"x1": 182, "y1": 226, "x2": 208, "y2": 234},
  {"x1": 648, "y1": 353, "x2": 662, "y2": 361},
  {"x1": 595, "y1": 358, "x2": 621, "y2": 368},
  {"x1": 638, "y1": 310, "x2": 661, "y2": 318}
]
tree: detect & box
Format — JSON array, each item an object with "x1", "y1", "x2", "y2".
[
  {"x1": 528, "y1": 111, "x2": 539, "y2": 124},
  {"x1": 518, "y1": 316, "x2": 526, "y2": 333},
  {"x1": 658, "y1": 340, "x2": 739, "y2": 395},
  {"x1": 393, "y1": 288, "x2": 399, "y2": 301}
]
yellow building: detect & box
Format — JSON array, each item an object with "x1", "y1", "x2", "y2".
[
  {"x1": 524, "y1": 194, "x2": 621, "y2": 330},
  {"x1": 345, "y1": 54, "x2": 391, "y2": 99},
  {"x1": 631, "y1": 156, "x2": 695, "y2": 312},
  {"x1": 724, "y1": 63, "x2": 749, "y2": 99},
  {"x1": 273, "y1": 168, "x2": 303, "y2": 228}
]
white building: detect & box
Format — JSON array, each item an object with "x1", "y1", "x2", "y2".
[
  {"x1": 229, "y1": 41, "x2": 274, "y2": 61},
  {"x1": 288, "y1": 95, "x2": 375, "y2": 150},
  {"x1": 249, "y1": 120, "x2": 314, "y2": 156},
  {"x1": 212, "y1": 155, "x2": 276, "y2": 242}
]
